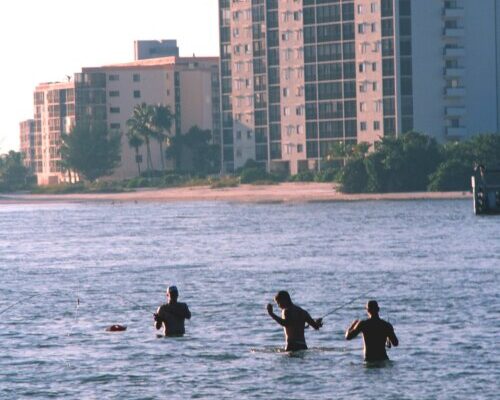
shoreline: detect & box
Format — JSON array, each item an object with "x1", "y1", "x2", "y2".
[{"x1": 0, "y1": 183, "x2": 471, "y2": 205}]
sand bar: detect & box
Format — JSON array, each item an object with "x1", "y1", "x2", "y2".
[{"x1": 0, "y1": 183, "x2": 471, "y2": 205}]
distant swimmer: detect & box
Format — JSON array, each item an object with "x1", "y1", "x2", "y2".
[
  {"x1": 154, "y1": 286, "x2": 191, "y2": 336},
  {"x1": 267, "y1": 290, "x2": 323, "y2": 351},
  {"x1": 345, "y1": 300, "x2": 399, "y2": 361}
]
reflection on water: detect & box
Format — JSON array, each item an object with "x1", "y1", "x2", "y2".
[{"x1": 0, "y1": 200, "x2": 499, "y2": 399}]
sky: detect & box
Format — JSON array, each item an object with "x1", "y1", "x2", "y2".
[{"x1": 0, "y1": 0, "x2": 219, "y2": 154}]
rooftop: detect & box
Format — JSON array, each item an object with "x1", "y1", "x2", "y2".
[{"x1": 82, "y1": 56, "x2": 218, "y2": 72}]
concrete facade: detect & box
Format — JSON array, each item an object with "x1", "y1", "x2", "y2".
[{"x1": 219, "y1": 0, "x2": 500, "y2": 175}]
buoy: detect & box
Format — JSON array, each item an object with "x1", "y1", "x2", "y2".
[{"x1": 106, "y1": 324, "x2": 127, "y2": 332}]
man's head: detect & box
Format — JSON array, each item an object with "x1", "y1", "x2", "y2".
[
  {"x1": 366, "y1": 300, "x2": 379, "y2": 316},
  {"x1": 167, "y1": 285, "x2": 179, "y2": 302},
  {"x1": 274, "y1": 291, "x2": 292, "y2": 309}
]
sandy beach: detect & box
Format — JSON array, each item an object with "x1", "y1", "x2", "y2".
[{"x1": 0, "y1": 183, "x2": 471, "y2": 204}]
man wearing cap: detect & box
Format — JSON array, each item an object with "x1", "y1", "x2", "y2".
[
  {"x1": 154, "y1": 286, "x2": 191, "y2": 336},
  {"x1": 267, "y1": 290, "x2": 323, "y2": 351},
  {"x1": 345, "y1": 300, "x2": 399, "y2": 361}
]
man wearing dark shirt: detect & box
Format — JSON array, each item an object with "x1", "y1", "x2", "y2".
[
  {"x1": 154, "y1": 286, "x2": 191, "y2": 336},
  {"x1": 345, "y1": 300, "x2": 398, "y2": 361}
]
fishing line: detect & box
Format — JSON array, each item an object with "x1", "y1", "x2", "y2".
[
  {"x1": 321, "y1": 290, "x2": 374, "y2": 319},
  {"x1": 0, "y1": 293, "x2": 38, "y2": 316},
  {"x1": 115, "y1": 293, "x2": 154, "y2": 315}
]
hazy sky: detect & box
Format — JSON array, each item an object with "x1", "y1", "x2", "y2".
[{"x1": 0, "y1": 0, "x2": 219, "y2": 153}]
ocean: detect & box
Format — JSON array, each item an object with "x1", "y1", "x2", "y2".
[{"x1": 0, "y1": 199, "x2": 498, "y2": 399}]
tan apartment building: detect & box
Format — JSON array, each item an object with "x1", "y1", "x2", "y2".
[
  {"x1": 30, "y1": 81, "x2": 76, "y2": 185},
  {"x1": 219, "y1": 0, "x2": 500, "y2": 174},
  {"x1": 22, "y1": 56, "x2": 220, "y2": 184},
  {"x1": 80, "y1": 56, "x2": 221, "y2": 180}
]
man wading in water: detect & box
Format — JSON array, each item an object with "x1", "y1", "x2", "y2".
[
  {"x1": 345, "y1": 300, "x2": 399, "y2": 361},
  {"x1": 267, "y1": 290, "x2": 323, "y2": 351},
  {"x1": 154, "y1": 286, "x2": 191, "y2": 336}
]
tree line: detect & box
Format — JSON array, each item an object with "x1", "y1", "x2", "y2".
[
  {"x1": 59, "y1": 103, "x2": 220, "y2": 183},
  {"x1": 337, "y1": 132, "x2": 500, "y2": 193}
]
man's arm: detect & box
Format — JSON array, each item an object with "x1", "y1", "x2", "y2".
[
  {"x1": 345, "y1": 319, "x2": 362, "y2": 340},
  {"x1": 305, "y1": 311, "x2": 323, "y2": 330},
  {"x1": 154, "y1": 306, "x2": 163, "y2": 330},
  {"x1": 387, "y1": 323, "x2": 398, "y2": 347},
  {"x1": 267, "y1": 304, "x2": 288, "y2": 326},
  {"x1": 184, "y1": 304, "x2": 191, "y2": 320}
]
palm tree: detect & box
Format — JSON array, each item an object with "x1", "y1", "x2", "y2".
[
  {"x1": 151, "y1": 104, "x2": 174, "y2": 171},
  {"x1": 127, "y1": 103, "x2": 155, "y2": 173},
  {"x1": 126, "y1": 131, "x2": 144, "y2": 176}
]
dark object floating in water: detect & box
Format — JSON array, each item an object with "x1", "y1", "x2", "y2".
[
  {"x1": 106, "y1": 325, "x2": 127, "y2": 332},
  {"x1": 472, "y1": 165, "x2": 500, "y2": 215}
]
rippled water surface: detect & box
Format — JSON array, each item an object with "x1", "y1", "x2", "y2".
[{"x1": 0, "y1": 199, "x2": 498, "y2": 399}]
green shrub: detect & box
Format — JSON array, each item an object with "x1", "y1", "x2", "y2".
[
  {"x1": 314, "y1": 168, "x2": 339, "y2": 182},
  {"x1": 290, "y1": 170, "x2": 315, "y2": 182},
  {"x1": 240, "y1": 167, "x2": 270, "y2": 183},
  {"x1": 428, "y1": 159, "x2": 472, "y2": 192},
  {"x1": 31, "y1": 183, "x2": 85, "y2": 194},
  {"x1": 339, "y1": 158, "x2": 369, "y2": 193},
  {"x1": 210, "y1": 177, "x2": 240, "y2": 189}
]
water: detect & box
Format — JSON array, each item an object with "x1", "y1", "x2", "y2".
[{"x1": 0, "y1": 199, "x2": 498, "y2": 399}]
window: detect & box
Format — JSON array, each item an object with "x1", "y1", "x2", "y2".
[
  {"x1": 133, "y1": 73, "x2": 140, "y2": 82},
  {"x1": 109, "y1": 90, "x2": 120, "y2": 97},
  {"x1": 360, "y1": 122, "x2": 367, "y2": 131},
  {"x1": 110, "y1": 107, "x2": 120, "y2": 114},
  {"x1": 284, "y1": 107, "x2": 290, "y2": 116},
  {"x1": 236, "y1": 131, "x2": 242, "y2": 140},
  {"x1": 372, "y1": 62, "x2": 377, "y2": 72},
  {"x1": 297, "y1": 144, "x2": 304, "y2": 153},
  {"x1": 133, "y1": 90, "x2": 141, "y2": 98},
  {"x1": 247, "y1": 131, "x2": 252, "y2": 139},
  {"x1": 109, "y1": 74, "x2": 119, "y2": 81},
  {"x1": 372, "y1": 82, "x2": 378, "y2": 91},
  {"x1": 371, "y1": 3, "x2": 378, "y2": 13},
  {"x1": 360, "y1": 102, "x2": 367, "y2": 112},
  {"x1": 110, "y1": 123, "x2": 121, "y2": 130},
  {"x1": 374, "y1": 121, "x2": 380, "y2": 130},
  {"x1": 283, "y1": 88, "x2": 289, "y2": 97}
]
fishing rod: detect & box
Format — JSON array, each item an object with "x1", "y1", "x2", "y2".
[
  {"x1": 0, "y1": 293, "x2": 39, "y2": 316},
  {"x1": 320, "y1": 291, "x2": 374, "y2": 319},
  {"x1": 115, "y1": 293, "x2": 155, "y2": 315}
]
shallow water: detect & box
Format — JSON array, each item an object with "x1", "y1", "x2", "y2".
[{"x1": 0, "y1": 199, "x2": 498, "y2": 399}]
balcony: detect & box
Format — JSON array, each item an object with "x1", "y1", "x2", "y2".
[
  {"x1": 442, "y1": 8, "x2": 465, "y2": 19},
  {"x1": 443, "y1": 28, "x2": 465, "y2": 38},
  {"x1": 444, "y1": 87, "x2": 466, "y2": 97},
  {"x1": 445, "y1": 107, "x2": 466, "y2": 117},
  {"x1": 446, "y1": 127, "x2": 467, "y2": 137},
  {"x1": 444, "y1": 67, "x2": 465, "y2": 77},
  {"x1": 443, "y1": 46, "x2": 465, "y2": 57}
]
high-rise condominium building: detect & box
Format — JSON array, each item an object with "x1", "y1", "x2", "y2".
[
  {"x1": 19, "y1": 119, "x2": 35, "y2": 174},
  {"x1": 134, "y1": 40, "x2": 180, "y2": 60},
  {"x1": 23, "y1": 76, "x2": 107, "y2": 185},
  {"x1": 80, "y1": 56, "x2": 221, "y2": 180},
  {"x1": 219, "y1": 0, "x2": 500, "y2": 174},
  {"x1": 31, "y1": 81, "x2": 76, "y2": 185}
]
